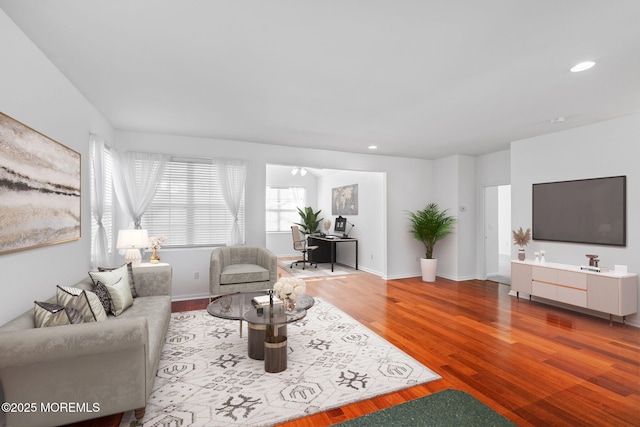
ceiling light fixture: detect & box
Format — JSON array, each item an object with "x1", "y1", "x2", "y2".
[
  {"x1": 570, "y1": 61, "x2": 596, "y2": 72},
  {"x1": 550, "y1": 117, "x2": 565, "y2": 124},
  {"x1": 368, "y1": 145, "x2": 378, "y2": 150},
  {"x1": 291, "y1": 167, "x2": 307, "y2": 176}
]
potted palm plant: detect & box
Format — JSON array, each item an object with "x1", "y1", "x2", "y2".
[
  {"x1": 295, "y1": 206, "x2": 323, "y2": 235},
  {"x1": 406, "y1": 203, "x2": 457, "y2": 282}
]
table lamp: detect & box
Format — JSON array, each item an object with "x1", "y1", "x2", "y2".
[{"x1": 116, "y1": 229, "x2": 149, "y2": 266}]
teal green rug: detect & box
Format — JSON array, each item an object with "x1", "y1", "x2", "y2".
[{"x1": 335, "y1": 389, "x2": 516, "y2": 427}]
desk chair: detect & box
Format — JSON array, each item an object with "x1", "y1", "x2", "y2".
[{"x1": 290, "y1": 225, "x2": 318, "y2": 269}]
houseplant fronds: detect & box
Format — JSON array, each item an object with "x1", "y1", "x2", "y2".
[
  {"x1": 406, "y1": 203, "x2": 457, "y2": 259},
  {"x1": 512, "y1": 227, "x2": 531, "y2": 247},
  {"x1": 295, "y1": 206, "x2": 323, "y2": 235}
]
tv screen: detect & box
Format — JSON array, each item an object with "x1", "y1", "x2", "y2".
[{"x1": 532, "y1": 176, "x2": 626, "y2": 246}]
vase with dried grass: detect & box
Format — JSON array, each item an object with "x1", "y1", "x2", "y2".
[{"x1": 512, "y1": 227, "x2": 531, "y2": 261}]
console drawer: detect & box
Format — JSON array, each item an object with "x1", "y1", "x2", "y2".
[
  {"x1": 557, "y1": 286, "x2": 587, "y2": 307},
  {"x1": 532, "y1": 281, "x2": 557, "y2": 299},
  {"x1": 532, "y1": 266, "x2": 557, "y2": 283},
  {"x1": 557, "y1": 270, "x2": 587, "y2": 290}
]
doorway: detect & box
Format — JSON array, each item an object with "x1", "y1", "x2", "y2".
[{"x1": 484, "y1": 185, "x2": 511, "y2": 284}]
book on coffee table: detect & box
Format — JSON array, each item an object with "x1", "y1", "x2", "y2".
[{"x1": 252, "y1": 295, "x2": 282, "y2": 307}]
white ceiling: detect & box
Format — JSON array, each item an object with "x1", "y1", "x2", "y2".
[{"x1": 2, "y1": 1, "x2": 640, "y2": 160}]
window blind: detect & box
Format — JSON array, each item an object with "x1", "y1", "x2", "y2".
[{"x1": 141, "y1": 159, "x2": 245, "y2": 247}]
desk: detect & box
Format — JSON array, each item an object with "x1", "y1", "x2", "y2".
[{"x1": 308, "y1": 235, "x2": 358, "y2": 272}]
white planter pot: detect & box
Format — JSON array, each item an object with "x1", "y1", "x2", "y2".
[{"x1": 420, "y1": 258, "x2": 437, "y2": 282}]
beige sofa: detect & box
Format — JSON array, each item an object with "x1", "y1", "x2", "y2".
[
  {"x1": 0, "y1": 264, "x2": 172, "y2": 427},
  {"x1": 209, "y1": 246, "x2": 277, "y2": 298}
]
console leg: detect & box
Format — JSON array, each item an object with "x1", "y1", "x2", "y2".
[
  {"x1": 609, "y1": 314, "x2": 613, "y2": 326},
  {"x1": 516, "y1": 291, "x2": 519, "y2": 300}
]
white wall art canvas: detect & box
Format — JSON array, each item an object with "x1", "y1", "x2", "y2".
[
  {"x1": 332, "y1": 183, "x2": 358, "y2": 215},
  {"x1": 0, "y1": 112, "x2": 81, "y2": 255}
]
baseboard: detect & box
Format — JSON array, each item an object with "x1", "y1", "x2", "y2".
[
  {"x1": 437, "y1": 273, "x2": 477, "y2": 282},
  {"x1": 171, "y1": 292, "x2": 209, "y2": 302}
]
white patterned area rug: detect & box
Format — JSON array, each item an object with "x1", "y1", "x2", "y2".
[
  {"x1": 277, "y1": 260, "x2": 358, "y2": 279},
  {"x1": 121, "y1": 298, "x2": 440, "y2": 427}
]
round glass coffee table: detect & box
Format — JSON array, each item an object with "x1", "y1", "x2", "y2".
[{"x1": 207, "y1": 291, "x2": 314, "y2": 372}]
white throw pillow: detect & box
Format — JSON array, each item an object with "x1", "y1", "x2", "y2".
[
  {"x1": 103, "y1": 278, "x2": 133, "y2": 316},
  {"x1": 56, "y1": 286, "x2": 107, "y2": 322},
  {"x1": 34, "y1": 301, "x2": 85, "y2": 328},
  {"x1": 89, "y1": 264, "x2": 130, "y2": 292}
]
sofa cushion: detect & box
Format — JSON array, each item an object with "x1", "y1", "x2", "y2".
[
  {"x1": 116, "y1": 295, "x2": 171, "y2": 386},
  {"x1": 103, "y1": 278, "x2": 134, "y2": 316},
  {"x1": 56, "y1": 286, "x2": 108, "y2": 322},
  {"x1": 220, "y1": 264, "x2": 270, "y2": 285},
  {"x1": 92, "y1": 281, "x2": 112, "y2": 313},
  {"x1": 98, "y1": 263, "x2": 137, "y2": 297},
  {"x1": 33, "y1": 301, "x2": 84, "y2": 328},
  {"x1": 90, "y1": 264, "x2": 133, "y2": 297}
]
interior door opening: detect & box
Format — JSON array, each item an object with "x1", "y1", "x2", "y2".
[{"x1": 484, "y1": 185, "x2": 511, "y2": 284}]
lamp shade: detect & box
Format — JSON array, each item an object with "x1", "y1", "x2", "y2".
[
  {"x1": 116, "y1": 229, "x2": 149, "y2": 266},
  {"x1": 116, "y1": 229, "x2": 149, "y2": 249}
]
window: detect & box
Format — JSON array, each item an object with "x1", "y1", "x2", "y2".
[
  {"x1": 266, "y1": 186, "x2": 305, "y2": 232},
  {"x1": 90, "y1": 142, "x2": 113, "y2": 254},
  {"x1": 141, "y1": 159, "x2": 245, "y2": 247}
]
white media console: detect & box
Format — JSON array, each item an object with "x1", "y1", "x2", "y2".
[{"x1": 511, "y1": 260, "x2": 638, "y2": 324}]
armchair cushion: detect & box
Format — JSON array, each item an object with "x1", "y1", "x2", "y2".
[
  {"x1": 221, "y1": 264, "x2": 270, "y2": 284},
  {"x1": 209, "y1": 246, "x2": 277, "y2": 297}
]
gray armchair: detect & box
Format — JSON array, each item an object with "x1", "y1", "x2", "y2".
[{"x1": 209, "y1": 246, "x2": 277, "y2": 299}]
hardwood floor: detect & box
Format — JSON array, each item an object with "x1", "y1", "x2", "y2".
[{"x1": 76, "y1": 264, "x2": 640, "y2": 426}]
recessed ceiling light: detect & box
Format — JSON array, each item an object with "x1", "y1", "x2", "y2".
[
  {"x1": 570, "y1": 61, "x2": 596, "y2": 72},
  {"x1": 550, "y1": 117, "x2": 565, "y2": 124},
  {"x1": 368, "y1": 145, "x2": 378, "y2": 150}
]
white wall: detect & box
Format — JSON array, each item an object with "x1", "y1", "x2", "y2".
[
  {"x1": 115, "y1": 130, "x2": 431, "y2": 298},
  {"x1": 511, "y1": 113, "x2": 640, "y2": 326},
  {"x1": 317, "y1": 170, "x2": 386, "y2": 276},
  {"x1": 0, "y1": 10, "x2": 114, "y2": 324},
  {"x1": 432, "y1": 155, "x2": 476, "y2": 280},
  {"x1": 265, "y1": 164, "x2": 319, "y2": 257}
]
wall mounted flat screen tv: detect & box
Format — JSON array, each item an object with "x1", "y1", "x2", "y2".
[{"x1": 532, "y1": 176, "x2": 626, "y2": 246}]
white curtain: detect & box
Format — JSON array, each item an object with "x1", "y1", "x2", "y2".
[
  {"x1": 90, "y1": 134, "x2": 109, "y2": 268},
  {"x1": 216, "y1": 159, "x2": 247, "y2": 246},
  {"x1": 113, "y1": 151, "x2": 169, "y2": 229},
  {"x1": 290, "y1": 187, "x2": 305, "y2": 209}
]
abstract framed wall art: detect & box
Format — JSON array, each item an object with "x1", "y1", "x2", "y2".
[
  {"x1": 0, "y1": 112, "x2": 81, "y2": 255},
  {"x1": 332, "y1": 183, "x2": 358, "y2": 215}
]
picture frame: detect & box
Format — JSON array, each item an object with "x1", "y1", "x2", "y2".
[
  {"x1": 0, "y1": 112, "x2": 81, "y2": 255},
  {"x1": 332, "y1": 183, "x2": 358, "y2": 215},
  {"x1": 334, "y1": 216, "x2": 347, "y2": 232}
]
